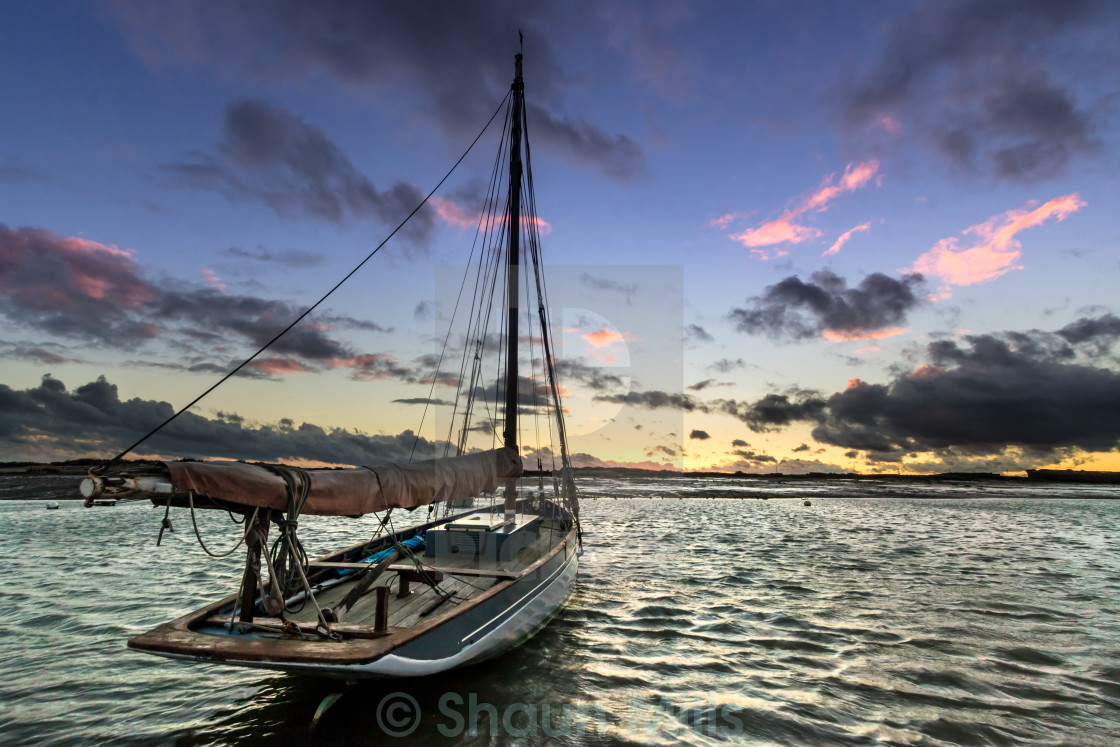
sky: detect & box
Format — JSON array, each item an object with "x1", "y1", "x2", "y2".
[{"x1": 2, "y1": 0, "x2": 1120, "y2": 475}]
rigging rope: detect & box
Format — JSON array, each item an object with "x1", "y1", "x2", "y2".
[
  {"x1": 187, "y1": 493, "x2": 259, "y2": 559},
  {"x1": 412, "y1": 98, "x2": 513, "y2": 463}
]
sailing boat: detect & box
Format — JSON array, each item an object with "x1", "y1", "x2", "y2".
[{"x1": 79, "y1": 51, "x2": 582, "y2": 679}]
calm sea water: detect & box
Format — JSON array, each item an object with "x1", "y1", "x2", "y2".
[{"x1": 2, "y1": 475, "x2": 1119, "y2": 745}]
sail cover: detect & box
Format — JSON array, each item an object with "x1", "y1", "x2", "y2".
[{"x1": 165, "y1": 447, "x2": 523, "y2": 516}]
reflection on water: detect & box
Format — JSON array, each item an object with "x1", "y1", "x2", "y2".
[{"x1": 2, "y1": 476, "x2": 1119, "y2": 745}]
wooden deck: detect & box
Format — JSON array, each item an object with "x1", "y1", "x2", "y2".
[
  {"x1": 130, "y1": 513, "x2": 578, "y2": 670},
  {"x1": 283, "y1": 515, "x2": 568, "y2": 631}
]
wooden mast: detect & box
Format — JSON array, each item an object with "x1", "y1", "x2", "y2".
[{"x1": 502, "y1": 52, "x2": 524, "y2": 522}]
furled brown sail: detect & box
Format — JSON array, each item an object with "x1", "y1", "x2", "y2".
[{"x1": 165, "y1": 447, "x2": 522, "y2": 516}]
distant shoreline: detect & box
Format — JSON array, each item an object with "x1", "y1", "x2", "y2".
[{"x1": 3, "y1": 459, "x2": 1119, "y2": 483}]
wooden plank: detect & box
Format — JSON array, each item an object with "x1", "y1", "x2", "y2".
[
  {"x1": 291, "y1": 534, "x2": 545, "y2": 625},
  {"x1": 391, "y1": 576, "x2": 474, "y2": 629},
  {"x1": 387, "y1": 563, "x2": 520, "y2": 580},
  {"x1": 352, "y1": 577, "x2": 431, "y2": 627},
  {"x1": 309, "y1": 561, "x2": 519, "y2": 580},
  {"x1": 202, "y1": 615, "x2": 402, "y2": 640},
  {"x1": 384, "y1": 579, "x2": 446, "y2": 627},
  {"x1": 309, "y1": 559, "x2": 522, "y2": 580}
]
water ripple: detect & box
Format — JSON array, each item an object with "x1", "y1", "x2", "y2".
[{"x1": 2, "y1": 479, "x2": 1120, "y2": 744}]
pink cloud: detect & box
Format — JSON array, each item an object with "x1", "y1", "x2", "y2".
[
  {"x1": 876, "y1": 115, "x2": 902, "y2": 134},
  {"x1": 579, "y1": 326, "x2": 632, "y2": 364},
  {"x1": 709, "y1": 212, "x2": 749, "y2": 230},
  {"x1": 0, "y1": 225, "x2": 152, "y2": 310},
  {"x1": 581, "y1": 328, "x2": 625, "y2": 348},
  {"x1": 512, "y1": 215, "x2": 552, "y2": 236},
  {"x1": 908, "y1": 364, "x2": 944, "y2": 380},
  {"x1": 431, "y1": 196, "x2": 552, "y2": 235},
  {"x1": 911, "y1": 193, "x2": 1086, "y2": 287},
  {"x1": 430, "y1": 196, "x2": 478, "y2": 231},
  {"x1": 733, "y1": 216, "x2": 820, "y2": 249},
  {"x1": 202, "y1": 268, "x2": 226, "y2": 291},
  {"x1": 805, "y1": 161, "x2": 879, "y2": 210},
  {"x1": 729, "y1": 160, "x2": 879, "y2": 259},
  {"x1": 823, "y1": 221, "x2": 872, "y2": 257},
  {"x1": 822, "y1": 327, "x2": 907, "y2": 342},
  {"x1": 249, "y1": 356, "x2": 313, "y2": 375}
]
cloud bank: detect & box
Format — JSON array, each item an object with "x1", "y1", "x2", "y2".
[
  {"x1": 841, "y1": 0, "x2": 1117, "y2": 182},
  {"x1": 593, "y1": 315, "x2": 1120, "y2": 464},
  {"x1": 0, "y1": 374, "x2": 440, "y2": 464},
  {"x1": 0, "y1": 223, "x2": 422, "y2": 381},
  {"x1": 109, "y1": 0, "x2": 646, "y2": 180}
]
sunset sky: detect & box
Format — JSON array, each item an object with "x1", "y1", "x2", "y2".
[{"x1": 3, "y1": 1, "x2": 1120, "y2": 474}]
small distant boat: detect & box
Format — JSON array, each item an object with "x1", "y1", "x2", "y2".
[
  {"x1": 80, "y1": 50, "x2": 583, "y2": 679},
  {"x1": 46, "y1": 500, "x2": 59, "y2": 510}
]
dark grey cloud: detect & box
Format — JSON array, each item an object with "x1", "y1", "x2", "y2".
[
  {"x1": 553, "y1": 357, "x2": 626, "y2": 392},
  {"x1": 594, "y1": 390, "x2": 704, "y2": 412},
  {"x1": 467, "y1": 374, "x2": 570, "y2": 411},
  {"x1": 689, "y1": 429, "x2": 710, "y2": 440},
  {"x1": 165, "y1": 98, "x2": 435, "y2": 242},
  {"x1": 224, "y1": 245, "x2": 325, "y2": 268},
  {"x1": 731, "y1": 439, "x2": 748, "y2": 447},
  {"x1": 152, "y1": 285, "x2": 353, "y2": 361},
  {"x1": 393, "y1": 397, "x2": 453, "y2": 406},
  {"x1": 687, "y1": 378, "x2": 716, "y2": 391},
  {"x1": 812, "y1": 321, "x2": 1120, "y2": 455},
  {"x1": 0, "y1": 341, "x2": 85, "y2": 365},
  {"x1": 579, "y1": 274, "x2": 637, "y2": 304},
  {"x1": 729, "y1": 270, "x2": 924, "y2": 340},
  {"x1": 592, "y1": 385, "x2": 828, "y2": 435},
  {"x1": 685, "y1": 323, "x2": 713, "y2": 342},
  {"x1": 0, "y1": 374, "x2": 442, "y2": 464},
  {"x1": 526, "y1": 102, "x2": 646, "y2": 180},
  {"x1": 841, "y1": 0, "x2": 1118, "y2": 182},
  {"x1": 125, "y1": 357, "x2": 303, "y2": 381},
  {"x1": 730, "y1": 449, "x2": 776, "y2": 464},
  {"x1": 716, "y1": 393, "x2": 829, "y2": 433},
  {"x1": 1056, "y1": 313, "x2": 1120, "y2": 345},
  {"x1": 110, "y1": 1, "x2": 646, "y2": 180},
  {"x1": 347, "y1": 353, "x2": 415, "y2": 382},
  {"x1": 710, "y1": 358, "x2": 746, "y2": 374},
  {"x1": 607, "y1": 315, "x2": 1120, "y2": 461},
  {"x1": 315, "y1": 314, "x2": 392, "y2": 334}
]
